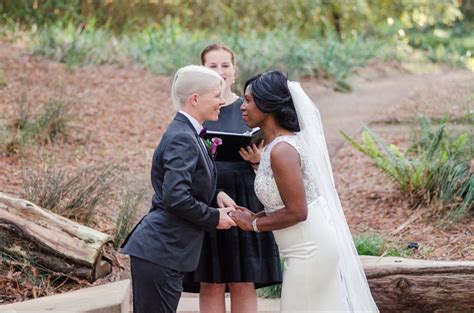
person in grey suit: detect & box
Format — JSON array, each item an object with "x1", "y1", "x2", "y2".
[{"x1": 121, "y1": 65, "x2": 237, "y2": 313}]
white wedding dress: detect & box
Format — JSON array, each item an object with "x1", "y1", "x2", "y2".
[{"x1": 255, "y1": 135, "x2": 348, "y2": 312}]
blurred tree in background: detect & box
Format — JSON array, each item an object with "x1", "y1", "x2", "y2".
[
  {"x1": 0, "y1": 0, "x2": 471, "y2": 36},
  {"x1": 1, "y1": 1, "x2": 472, "y2": 87}
]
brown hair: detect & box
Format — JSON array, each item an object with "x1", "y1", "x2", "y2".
[{"x1": 200, "y1": 43, "x2": 236, "y2": 65}]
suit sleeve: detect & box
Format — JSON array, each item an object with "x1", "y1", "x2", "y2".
[{"x1": 161, "y1": 133, "x2": 219, "y2": 230}]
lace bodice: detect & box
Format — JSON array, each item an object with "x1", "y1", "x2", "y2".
[{"x1": 254, "y1": 135, "x2": 318, "y2": 214}]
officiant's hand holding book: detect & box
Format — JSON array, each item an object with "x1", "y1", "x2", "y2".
[
  {"x1": 202, "y1": 128, "x2": 263, "y2": 162},
  {"x1": 239, "y1": 139, "x2": 264, "y2": 167}
]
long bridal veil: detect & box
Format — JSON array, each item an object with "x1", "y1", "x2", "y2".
[{"x1": 288, "y1": 81, "x2": 379, "y2": 312}]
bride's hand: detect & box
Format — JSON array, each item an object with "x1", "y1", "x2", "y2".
[
  {"x1": 233, "y1": 204, "x2": 255, "y2": 217},
  {"x1": 230, "y1": 205, "x2": 255, "y2": 231},
  {"x1": 216, "y1": 191, "x2": 236, "y2": 208}
]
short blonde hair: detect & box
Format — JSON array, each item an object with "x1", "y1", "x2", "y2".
[{"x1": 171, "y1": 65, "x2": 224, "y2": 110}]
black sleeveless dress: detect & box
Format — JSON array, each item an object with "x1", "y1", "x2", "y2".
[{"x1": 182, "y1": 97, "x2": 282, "y2": 292}]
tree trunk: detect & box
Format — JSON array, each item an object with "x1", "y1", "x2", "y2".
[
  {"x1": 332, "y1": 10, "x2": 342, "y2": 37},
  {"x1": 0, "y1": 192, "x2": 114, "y2": 282},
  {"x1": 361, "y1": 256, "x2": 474, "y2": 312}
]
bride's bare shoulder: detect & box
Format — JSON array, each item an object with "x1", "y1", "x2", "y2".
[{"x1": 270, "y1": 141, "x2": 301, "y2": 169}]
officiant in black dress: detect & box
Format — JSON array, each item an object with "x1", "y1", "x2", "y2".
[{"x1": 182, "y1": 44, "x2": 282, "y2": 313}]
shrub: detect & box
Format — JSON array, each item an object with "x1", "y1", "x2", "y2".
[
  {"x1": 27, "y1": 20, "x2": 383, "y2": 91},
  {"x1": 30, "y1": 19, "x2": 124, "y2": 71},
  {"x1": 1, "y1": 94, "x2": 72, "y2": 155},
  {"x1": 113, "y1": 188, "x2": 146, "y2": 248},
  {"x1": 406, "y1": 22, "x2": 474, "y2": 70},
  {"x1": 22, "y1": 163, "x2": 119, "y2": 226},
  {"x1": 341, "y1": 117, "x2": 473, "y2": 220}
]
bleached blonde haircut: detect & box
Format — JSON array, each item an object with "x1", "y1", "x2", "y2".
[{"x1": 171, "y1": 65, "x2": 224, "y2": 110}]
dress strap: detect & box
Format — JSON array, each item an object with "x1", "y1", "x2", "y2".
[{"x1": 267, "y1": 135, "x2": 302, "y2": 156}]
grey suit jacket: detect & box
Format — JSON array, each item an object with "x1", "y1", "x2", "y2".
[{"x1": 121, "y1": 113, "x2": 220, "y2": 272}]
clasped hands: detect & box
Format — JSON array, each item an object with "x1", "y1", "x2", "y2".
[{"x1": 216, "y1": 191, "x2": 256, "y2": 231}]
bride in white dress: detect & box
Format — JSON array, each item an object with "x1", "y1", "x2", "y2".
[{"x1": 231, "y1": 70, "x2": 378, "y2": 312}]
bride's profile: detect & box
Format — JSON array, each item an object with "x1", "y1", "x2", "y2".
[{"x1": 231, "y1": 70, "x2": 378, "y2": 312}]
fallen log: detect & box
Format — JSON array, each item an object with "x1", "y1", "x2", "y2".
[
  {"x1": 0, "y1": 192, "x2": 114, "y2": 282},
  {"x1": 1, "y1": 192, "x2": 473, "y2": 310},
  {"x1": 361, "y1": 255, "x2": 474, "y2": 312}
]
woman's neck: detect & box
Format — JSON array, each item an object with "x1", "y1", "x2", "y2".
[
  {"x1": 261, "y1": 122, "x2": 294, "y2": 145},
  {"x1": 222, "y1": 88, "x2": 238, "y2": 106}
]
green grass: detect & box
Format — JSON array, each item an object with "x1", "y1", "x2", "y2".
[{"x1": 354, "y1": 233, "x2": 413, "y2": 257}]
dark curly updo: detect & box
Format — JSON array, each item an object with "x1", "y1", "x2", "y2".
[{"x1": 244, "y1": 70, "x2": 300, "y2": 132}]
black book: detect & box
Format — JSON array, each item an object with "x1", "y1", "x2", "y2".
[{"x1": 202, "y1": 128, "x2": 263, "y2": 162}]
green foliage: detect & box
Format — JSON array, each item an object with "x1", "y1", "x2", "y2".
[
  {"x1": 234, "y1": 31, "x2": 382, "y2": 91},
  {"x1": 27, "y1": 21, "x2": 383, "y2": 91},
  {"x1": 122, "y1": 21, "x2": 208, "y2": 74},
  {"x1": 0, "y1": 0, "x2": 81, "y2": 27},
  {"x1": 353, "y1": 233, "x2": 385, "y2": 256},
  {"x1": 22, "y1": 163, "x2": 119, "y2": 226},
  {"x1": 30, "y1": 19, "x2": 123, "y2": 70},
  {"x1": 257, "y1": 282, "x2": 282, "y2": 299},
  {"x1": 0, "y1": 0, "x2": 465, "y2": 37},
  {"x1": 341, "y1": 117, "x2": 473, "y2": 220},
  {"x1": 1, "y1": 94, "x2": 71, "y2": 155},
  {"x1": 353, "y1": 233, "x2": 412, "y2": 257},
  {"x1": 2, "y1": 1, "x2": 471, "y2": 81},
  {"x1": 313, "y1": 36, "x2": 383, "y2": 90},
  {"x1": 405, "y1": 22, "x2": 474, "y2": 69}
]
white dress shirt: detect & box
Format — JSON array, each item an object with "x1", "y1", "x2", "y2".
[{"x1": 179, "y1": 110, "x2": 203, "y2": 135}]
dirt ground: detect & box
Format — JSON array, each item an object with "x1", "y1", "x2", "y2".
[
  {"x1": 0, "y1": 40, "x2": 472, "y2": 300},
  {"x1": 302, "y1": 64, "x2": 473, "y2": 261}
]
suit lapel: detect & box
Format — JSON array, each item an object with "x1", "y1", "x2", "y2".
[
  {"x1": 174, "y1": 113, "x2": 215, "y2": 182},
  {"x1": 195, "y1": 134, "x2": 214, "y2": 174}
]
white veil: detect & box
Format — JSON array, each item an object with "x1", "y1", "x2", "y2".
[{"x1": 288, "y1": 81, "x2": 378, "y2": 312}]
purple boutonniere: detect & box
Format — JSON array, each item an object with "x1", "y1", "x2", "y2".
[{"x1": 204, "y1": 137, "x2": 223, "y2": 159}]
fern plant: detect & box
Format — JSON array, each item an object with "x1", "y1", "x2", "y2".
[{"x1": 341, "y1": 117, "x2": 473, "y2": 219}]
